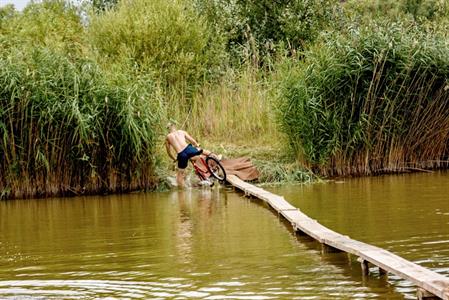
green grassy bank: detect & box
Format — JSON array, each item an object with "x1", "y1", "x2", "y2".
[{"x1": 0, "y1": 0, "x2": 448, "y2": 199}]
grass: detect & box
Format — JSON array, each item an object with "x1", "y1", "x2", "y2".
[{"x1": 187, "y1": 67, "x2": 278, "y2": 140}]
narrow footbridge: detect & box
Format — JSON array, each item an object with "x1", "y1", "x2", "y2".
[{"x1": 227, "y1": 175, "x2": 449, "y2": 300}]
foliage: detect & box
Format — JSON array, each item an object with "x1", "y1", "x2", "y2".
[
  {"x1": 2, "y1": 0, "x2": 449, "y2": 198},
  {"x1": 0, "y1": 45, "x2": 163, "y2": 198},
  {"x1": 278, "y1": 20, "x2": 449, "y2": 176},
  {"x1": 0, "y1": 4, "x2": 16, "y2": 23},
  {"x1": 195, "y1": 0, "x2": 336, "y2": 64},
  {"x1": 90, "y1": 0, "x2": 118, "y2": 11},
  {"x1": 255, "y1": 160, "x2": 317, "y2": 184},
  {"x1": 0, "y1": 0, "x2": 85, "y2": 55},
  {"x1": 0, "y1": 1, "x2": 164, "y2": 198},
  {"x1": 342, "y1": 0, "x2": 449, "y2": 23},
  {"x1": 88, "y1": 0, "x2": 226, "y2": 92}
]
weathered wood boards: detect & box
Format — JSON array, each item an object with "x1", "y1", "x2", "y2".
[{"x1": 226, "y1": 175, "x2": 449, "y2": 300}]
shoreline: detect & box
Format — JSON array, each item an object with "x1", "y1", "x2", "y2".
[{"x1": 3, "y1": 137, "x2": 449, "y2": 200}]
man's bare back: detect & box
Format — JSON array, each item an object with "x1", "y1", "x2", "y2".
[{"x1": 166, "y1": 130, "x2": 192, "y2": 154}]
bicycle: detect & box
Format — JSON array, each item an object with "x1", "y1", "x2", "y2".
[{"x1": 190, "y1": 154, "x2": 227, "y2": 185}]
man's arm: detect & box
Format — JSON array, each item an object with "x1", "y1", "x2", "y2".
[
  {"x1": 165, "y1": 139, "x2": 177, "y2": 161},
  {"x1": 183, "y1": 131, "x2": 200, "y2": 147}
]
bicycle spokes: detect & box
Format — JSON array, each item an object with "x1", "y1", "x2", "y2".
[{"x1": 206, "y1": 156, "x2": 226, "y2": 182}]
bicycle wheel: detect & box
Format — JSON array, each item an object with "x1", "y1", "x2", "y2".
[{"x1": 205, "y1": 156, "x2": 227, "y2": 182}]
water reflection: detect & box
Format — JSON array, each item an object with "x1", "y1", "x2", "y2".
[
  {"x1": 0, "y1": 184, "x2": 415, "y2": 299},
  {"x1": 175, "y1": 190, "x2": 194, "y2": 266}
]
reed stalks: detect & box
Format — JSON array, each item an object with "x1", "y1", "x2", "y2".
[
  {"x1": 278, "y1": 20, "x2": 449, "y2": 176},
  {"x1": 0, "y1": 46, "x2": 163, "y2": 199},
  {"x1": 2, "y1": 0, "x2": 449, "y2": 199}
]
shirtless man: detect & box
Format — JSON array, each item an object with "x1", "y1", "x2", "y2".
[{"x1": 165, "y1": 123, "x2": 205, "y2": 187}]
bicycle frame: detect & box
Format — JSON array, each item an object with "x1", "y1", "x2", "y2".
[{"x1": 190, "y1": 156, "x2": 211, "y2": 181}]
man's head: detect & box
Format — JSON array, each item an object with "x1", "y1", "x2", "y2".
[{"x1": 166, "y1": 120, "x2": 177, "y2": 132}]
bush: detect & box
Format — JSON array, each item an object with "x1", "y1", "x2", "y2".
[
  {"x1": 88, "y1": 0, "x2": 225, "y2": 92},
  {"x1": 342, "y1": 0, "x2": 449, "y2": 23},
  {"x1": 0, "y1": 1, "x2": 85, "y2": 55},
  {"x1": 195, "y1": 0, "x2": 336, "y2": 65}
]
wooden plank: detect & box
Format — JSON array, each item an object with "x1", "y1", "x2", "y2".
[
  {"x1": 266, "y1": 196, "x2": 297, "y2": 211},
  {"x1": 281, "y1": 209, "x2": 312, "y2": 224},
  {"x1": 226, "y1": 175, "x2": 449, "y2": 299},
  {"x1": 360, "y1": 249, "x2": 449, "y2": 299},
  {"x1": 227, "y1": 176, "x2": 297, "y2": 211}
]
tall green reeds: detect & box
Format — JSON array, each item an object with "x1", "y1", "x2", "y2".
[
  {"x1": 3, "y1": 0, "x2": 449, "y2": 198},
  {"x1": 0, "y1": 45, "x2": 162, "y2": 199},
  {"x1": 278, "y1": 21, "x2": 449, "y2": 176}
]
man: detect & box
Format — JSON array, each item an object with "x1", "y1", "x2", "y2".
[{"x1": 165, "y1": 123, "x2": 205, "y2": 187}]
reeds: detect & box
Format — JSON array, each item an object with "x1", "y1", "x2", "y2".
[
  {"x1": 278, "y1": 21, "x2": 449, "y2": 176},
  {"x1": 2, "y1": 0, "x2": 449, "y2": 198},
  {"x1": 0, "y1": 46, "x2": 162, "y2": 199}
]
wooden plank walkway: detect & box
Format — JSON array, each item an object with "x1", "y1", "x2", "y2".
[{"x1": 227, "y1": 175, "x2": 449, "y2": 300}]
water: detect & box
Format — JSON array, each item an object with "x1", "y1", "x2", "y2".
[
  {"x1": 268, "y1": 170, "x2": 449, "y2": 298},
  {"x1": 0, "y1": 171, "x2": 448, "y2": 299}
]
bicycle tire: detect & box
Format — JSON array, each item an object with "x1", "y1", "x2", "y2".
[{"x1": 205, "y1": 156, "x2": 227, "y2": 182}]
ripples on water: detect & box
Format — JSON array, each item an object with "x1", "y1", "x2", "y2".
[
  {"x1": 270, "y1": 171, "x2": 449, "y2": 299},
  {"x1": 0, "y1": 172, "x2": 448, "y2": 299}
]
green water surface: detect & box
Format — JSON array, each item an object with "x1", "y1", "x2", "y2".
[{"x1": 0, "y1": 171, "x2": 448, "y2": 299}]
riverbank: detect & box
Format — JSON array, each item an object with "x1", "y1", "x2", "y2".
[
  {"x1": 202, "y1": 139, "x2": 318, "y2": 184},
  {"x1": 1, "y1": 0, "x2": 448, "y2": 199}
]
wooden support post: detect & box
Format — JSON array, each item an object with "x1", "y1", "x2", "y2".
[
  {"x1": 321, "y1": 243, "x2": 330, "y2": 254},
  {"x1": 416, "y1": 288, "x2": 439, "y2": 300},
  {"x1": 357, "y1": 257, "x2": 369, "y2": 275},
  {"x1": 321, "y1": 243, "x2": 342, "y2": 254},
  {"x1": 379, "y1": 267, "x2": 387, "y2": 276},
  {"x1": 347, "y1": 253, "x2": 352, "y2": 265},
  {"x1": 293, "y1": 224, "x2": 308, "y2": 236}
]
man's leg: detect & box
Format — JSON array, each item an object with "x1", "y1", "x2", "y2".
[
  {"x1": 195, "y1": 148, "x2": 221, "y2": 159},
  {"x1": 200, "y1": 148, "x2": 210, "y2": 156},
  {"x1": 176, "y1": 168, "x2": 185, "y2": 187}
]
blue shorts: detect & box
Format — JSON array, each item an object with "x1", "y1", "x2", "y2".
[{"x1": 177, "y1": 144, "x2": 203, "y2": 169}]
